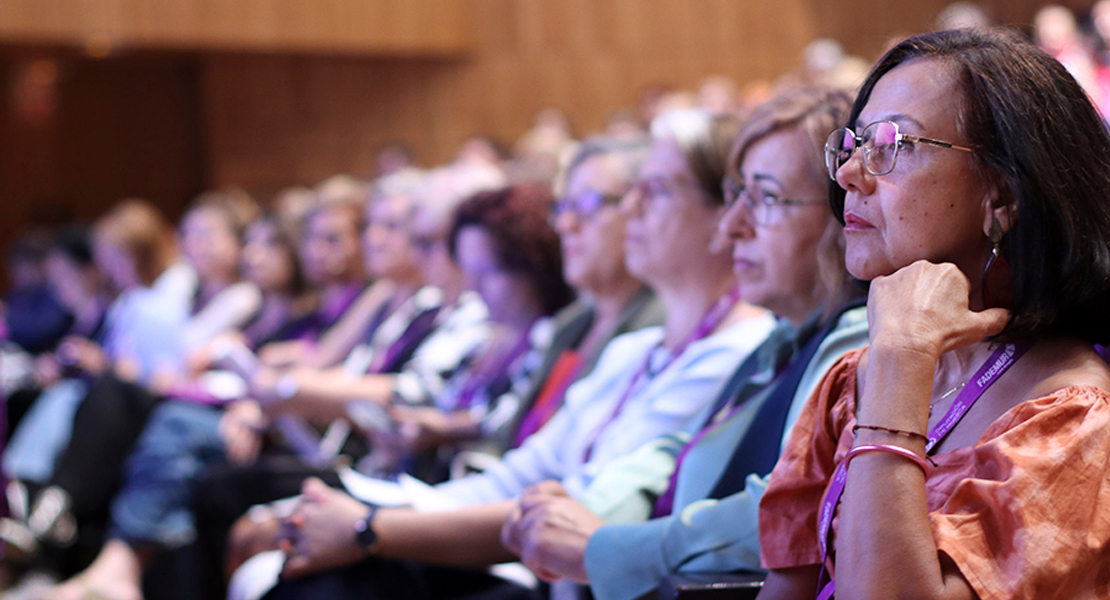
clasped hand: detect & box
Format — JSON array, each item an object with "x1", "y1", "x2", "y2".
[
  {"x1": 501, "y1": 481, "x2": 603, "y2": 584},
  {"x1": 278, "y1": 478, "x2": 371, "y2": 578}
]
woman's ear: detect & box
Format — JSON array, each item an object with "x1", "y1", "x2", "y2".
[{"x1": 981, "y1": 181, "x2": 1017, "y2": 238}]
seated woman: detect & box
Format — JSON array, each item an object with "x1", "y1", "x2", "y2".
[
  {"x1": 507, "y1": 134, "x2": 665, "y2": 449},
  {"x1": 756, "y1": 29, "x2": 1110, "y2": 600},
  {"x1": 240, "y1": 110, "x2": 775, "y2": 600},
  {"x1": 500, "y1": 85, "x2": 869, "y2": 600},
  {"x1": 171, "y1": 191, "x2": 264, "y2": 365},
  {"x1": 4, "y1": 227, "x2": 113, "y2": 488},
  {"x1": 254, "y1": 198, "x2": 368, "y2": 369},
  {"x1": 236, "y1": 215, "x2": 313, "y2": 351}
]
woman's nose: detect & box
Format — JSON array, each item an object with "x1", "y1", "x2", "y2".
[
  {"x1": 719, "y1": 199, "x2": 757, "y2": 242},
  {"x1": 619, "y1": 185, "x2": 645, "y2": 217},
  {"x1": 553, "y1": 210, "x2": 580, "y2": 235},
  {"x1": 835, "y1": 148, "x2": 876, "y2": 196}
]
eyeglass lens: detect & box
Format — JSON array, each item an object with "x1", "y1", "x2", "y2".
[
  {"x1": 723, "y1": 179, "x2": 776, "y2": 225},
  {"x1": 825, "y1": 121, "x2": 901, "y2": 180}
]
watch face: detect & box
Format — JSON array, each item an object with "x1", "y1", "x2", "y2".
[{"x1": 355, "y1": 516, "x2": 377, "y2": 549}]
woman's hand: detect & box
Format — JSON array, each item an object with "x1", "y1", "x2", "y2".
[
  {"x1": 257, "y1": 340, "x2": 310, "y2": 369},
  {"x1": 34, "y1": 353, "x2": 63, "y2": 386},
  {"x1": 388, "y1": 406, "x2": 474, "y2": 452},
  {"x1": 56, "y1": 337, "x2": 109, "y2": 376},
  {"x1": 280, "y1": 478, "x2": 371, "y2": 578},
  {"x1": 187, "y1": 331, "x2": 249, "y2": 377},
  {"x1": 219, "y1": 400, "x2": 267, "y2": 465},
  {"x1": 501, "y1": 481, "x2": 569, "y2": 555},
  {"x1": 867, "y1": 260, "x2": 1010, "y2": 360},
  {"x1": 501, "y1": 481, "x2": 600, "y2": 583}
]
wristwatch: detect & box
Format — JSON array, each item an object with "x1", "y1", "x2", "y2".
[{"x1": 353, "y1": 505, "x2": 380, "y2": 553}]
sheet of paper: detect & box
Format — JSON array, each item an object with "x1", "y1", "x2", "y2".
[
  {"x1": 336, "y1": 466, "x2": 411, "y2": 507},
  {"x1": 398, "y1": 474, "x2": 463, "y2": 513},
  {"x1": 226, "y1": 549, "x2": 283, "y2": 600}
]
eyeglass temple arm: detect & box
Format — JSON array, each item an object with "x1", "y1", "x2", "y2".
[{"x1": 905, "y1": 134, "x2": 975, "y2": 153}]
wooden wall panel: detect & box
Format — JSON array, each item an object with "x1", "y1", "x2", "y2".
[
  {"x1": 0, "y1": 52, "x2": 203, "y2": 281},
  {"x1": 201, "y1": 0, "x2": 823, "y2": 196},
  {"x1": 811, "y1": 0, "x2": 1098, "y2": 58},
  {"x1": 0, "y1": 0, "x2": 472, "y2": 55}
]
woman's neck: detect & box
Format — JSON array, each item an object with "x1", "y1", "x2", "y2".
[
  {"x1": 389, "y1": 277, "x2": 423, "y2": 308},
  {"x1": 438, "y1": 279, "x2": 464, "y2": 307},
  {"x1": 588, "y1": 276, "x2": 645, "y2": 325},
  {"x1": 497, "y1": 300, "x2": 545, "y2": 338},
  {"x1": 260, "y1": 289, "x2": 294, "y2": 311},
  {"x1": 655, "y1": 273, "x2": 738, "y2": 350},
  {"x1": 574, "y1": 280, "x2": 646, "y2": 361},
  {"x1": 932, "y1": 341, "x2": 997, "y2": 398},
  {"x1": 321, "y1": 280, "x2": 358, "y2": 299}
]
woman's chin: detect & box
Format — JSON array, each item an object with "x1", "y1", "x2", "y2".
[{"x1": 845, "y1": 251, "x2": 894, "y2": 282}]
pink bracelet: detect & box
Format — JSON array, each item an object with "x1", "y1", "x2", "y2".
[{"x1": 844, "y1": 444, "x2": 929, "y2": 475}]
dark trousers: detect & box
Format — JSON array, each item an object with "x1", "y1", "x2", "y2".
[
  {"x1": 265, "y1": 557, "x2": 542, "y2": 600},
  {"x1": 52, "y1": 374, "x2": 161, "y2": 523}
]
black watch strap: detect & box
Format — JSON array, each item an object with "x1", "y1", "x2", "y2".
[{"x1": 353, "y1": 505, "x2": 380, "y2": 552}]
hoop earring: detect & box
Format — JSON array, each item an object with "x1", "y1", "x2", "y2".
[{"x1": 981, "y1": 217, "x2": 1012, "y2": 309}]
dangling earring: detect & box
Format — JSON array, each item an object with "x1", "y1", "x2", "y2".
[{"x1": 981, "y1": 217, "x2": 1012, "y2": 308}]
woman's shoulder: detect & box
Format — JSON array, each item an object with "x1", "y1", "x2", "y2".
[
  {"x1": 586, "y1": 327, "x2": 664, "y2": 376},
  {"x1": 1023, "y1": 337, "x2": 1110, "y2": 399},
  {"x1": 695, "y1": 309, "x2": 777, "y2": 355}
]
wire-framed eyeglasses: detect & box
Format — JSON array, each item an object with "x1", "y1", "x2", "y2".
[
  {"x1": 552, "y1": 190, "x2": 624, "y2": 221},
  {"x1": 722, "y1": 177, "x2": 825, "y2": 226},
  {"x1": 824, "y1": 120, "x2": 975, "y2": 181}
]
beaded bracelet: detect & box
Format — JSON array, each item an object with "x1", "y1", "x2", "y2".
[
  {"x1": 852, "y1": 424, "x2": 928, "y2": 443},
  {"x1": 844, "y1": 444, "x2": 929, "y2": 475}
]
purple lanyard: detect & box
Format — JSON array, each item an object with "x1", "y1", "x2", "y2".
[
  {"x1": 651, "y1": 401, "x2": 743, "y2": 517},
  {"x1": 454, "y1": 326, "x2": 535, "y2": 411},
  {"x1": 366, "y1": 305, "x2": 441, "y2": 375},
  {"x1": 580, "y1": 286, "x2": 741, "y2": 463},
  {"x1": 321, "y1": 284, "x2": 363, "y2": 324},
  {"x1": 814, "y1": 342, "x2": 1030, "y2": 600}
]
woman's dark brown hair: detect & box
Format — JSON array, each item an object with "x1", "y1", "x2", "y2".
[
  {"x1": 832, "y1": 28, "x2": 1110, "y2": 343},
  {"x1": 448, "y1": 183, "x2": 574, "y2": 316}
]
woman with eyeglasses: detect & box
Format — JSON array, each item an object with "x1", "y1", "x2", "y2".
[
  {"x1": 757, "y1": 29, "x2": 1110, "y2": 600},
  {"x1": 507, "y1": 136, "x2": 667, "y2": 447}
]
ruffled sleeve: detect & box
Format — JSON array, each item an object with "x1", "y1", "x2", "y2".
[{"x1": 928, "y1": 385, "x2": 1110, "y2": 600}]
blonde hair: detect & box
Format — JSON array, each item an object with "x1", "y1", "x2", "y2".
[
  {"x1": 728, "y1": 85, "x2": 855, "y2": 314},
  {"x1": 94, "y1": 198, "x2": 178, "y2": 287}
]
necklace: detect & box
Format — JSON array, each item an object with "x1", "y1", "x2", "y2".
[{"x1": 929, "y1": 381, "x2": 966, "y2": 416}]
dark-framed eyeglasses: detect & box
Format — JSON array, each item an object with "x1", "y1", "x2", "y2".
[
  {"x1": 409, "y1": 233, "x2": 443, "y2": 253},
  {"x1": 722, "y1": 177, "x2": 825, "y2": 226},
  {"x1": 824, "y1": 120, "x2": 976, "y2": 181},
  {"x1": 552, "y1": 190, "x2": 625, "y2": 221}
]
